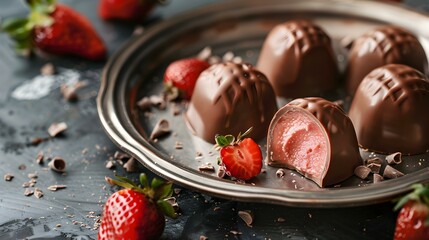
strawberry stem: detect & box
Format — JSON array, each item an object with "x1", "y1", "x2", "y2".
[
  {"x1": 394, "y1": 183, "x2": 429, "y2": 211},
  {"x1": 215, "y1": 127, "x2": 253, "y2": 147}
]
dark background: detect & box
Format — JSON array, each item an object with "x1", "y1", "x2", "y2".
[{"x1": 1, "y1": 0, "x2": 429, "y2": 239}]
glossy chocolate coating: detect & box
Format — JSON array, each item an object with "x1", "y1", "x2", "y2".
[
  {"x1": 256, "y1": 20, "x2": 339, "y2": 98},
  {"x1": 346, "y1": 26, "x2": 428, "y2": 95},
  {"x1": 185, "y1": 62, "x2": 278, "y2": 143},
  {"x1": 267, "y1": 97, "x2": 362, "y2": 187},
  {"x1": 349, "y1": 64, "x2": 429, "y2": 154}
]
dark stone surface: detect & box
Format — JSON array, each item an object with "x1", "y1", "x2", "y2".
[{"x1": 0, "y1": 0, "x2": 425, "y2": 239}]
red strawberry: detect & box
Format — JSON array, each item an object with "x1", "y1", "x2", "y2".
[
  {"x1": 164, "y1": 58, "x2": 210, "y2": 100},
  {"x1": 1, "y1": 0, "x2": 106, "y2": 60},
  {"x1": 98, "y1": 174, "x2": 177, "y2": 240},
  {"x1": 215, "y1": 128, "x2": 263, "y2": 181},
  {"x1": 394, "y1": 184, "x2": 429, "y2": 240},
  {"x1": 99, "y1": 0, "x2": 162, "y2": 22}
]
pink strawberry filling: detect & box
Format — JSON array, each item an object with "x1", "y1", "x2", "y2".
[{"x1": 271, "y1": 110, "x2": 328, "y2": 179}]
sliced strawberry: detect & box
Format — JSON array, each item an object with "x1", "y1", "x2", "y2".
[
  {"x1": 1, "y1": 0, "x2": 106, "y2": 60},
  {"x1": 216, "y1": 128, "x2": 263, "y2": 181},
  {"x1": 394, "y1": 184, "x2": 429, "y2": 240},
  {"x1": 164, "y1": 58, "x2": 210, "y2": 100},
  {"x1": 99, "y1": 0, "x2": 162, "y2": 22},
  {"x1": 98, "y1": 174, "x2": 177, "y2": 240}
]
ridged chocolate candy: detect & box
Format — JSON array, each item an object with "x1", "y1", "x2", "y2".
[
  {"x1": 349, "y1": 64, "x2": 429, "y2": 154},
  {"x1": 267, "y1": 97, "x2": 361, "y2": 187},
  {"x1": 256, "y1": 20, "x2": 339, "y2": 98},
  {"x1": 346, "y1": 26, "x2": 428, "y2": 95},
  {"x1": 185, "y1": 62, "x2": 278, "y2": 143}
]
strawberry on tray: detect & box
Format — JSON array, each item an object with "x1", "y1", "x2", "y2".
[
  {"x1": 99, "y1": 0, "x2": 165, "y2": 22},
  {"x1": 1, "y1": 0, "x2": 106, "y2": 60}
]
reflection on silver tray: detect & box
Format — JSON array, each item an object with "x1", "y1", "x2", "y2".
[{"x1": 97, "y1": 0, "x2": 429, "y2": 207}]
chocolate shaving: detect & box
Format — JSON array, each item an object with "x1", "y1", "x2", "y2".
[
  {"x1": 4, "y1": 173, "x2": 14, "y2": 181},
  {"x1": 217, "y1": 165, "x2": 226, "y2": 178},
  {"x1": 41, "y1": 63, "x2": 56, "y2": 76},
  {"x1": 386, "y1": 152, "x2": 402, "y2": 165},
  {"x1": 30, "y1": 137, "x2": 46, "y2": 146},
  {"x1": 199, "y1": 236, "x2": 209, "y2": 240},
  {"x1": 105, "y1": 160, "x2": 115, "y2": 169},
  {"x1": 48, "y1": 157, "x2": 66, "y2": 173},
  {"x1": 238, "y1": 210, "x2": 254, "y2": 226},
  {"x1": 123, "y1": 157, "x2": 139, "y2": 173},
  {"x1": 198, "y1": 162, "x2": 215, "y2": 172},
  {"x1": 24, "y1": 189, "x2": 34, "y2": 196},
  {"x1": 22, "y1": 182, "x2": 31, "y2": 188},
  {"x1": 48, "y1": 122, "x2": 68, "y2": 137},
  {"x1": 365, "y1": 157, "x2": 382, "y2": 165},
  {"x1": 60, "y1": 84, "x2": 79, "y2": 102},
  {"x1": 367, "y1": 163, "x2": 381, "y2": 174},
  {"x1": 18, "y1": 164, "x2": 26, "y2": 170},
  {"x1": 150, "y1": 119, "x2": 171, "y2": 140},
  {"x1": 28, "y1": 172, "x2": 38, "y2": 179},
  {"x1": 173, "y1": 188, "x2": 182, "y2": 195},
  {"x1": 229, "y1": 230, "x2": 242, "y2": 235},
  {"x1": 47, "y1": 185, "x2": 67, "y2": 191},
  {"x1": 354, "y1": 165, "x2": 371, "y2": 179},
  {"x1": 36, "y1": 151, "x2": 44, "y2": 164},
  {"x1": 174, "y1": 141, "x2": 183, "y2": 149},
  {"x1": 373, "y1": 173, "x2": 384, "y2": 184},
  {"x1": 277, "y1": 217, "x2": 286, "y2": 222},
  {"x1": 137, "y1": 97, "x2": 152, "y2": 111},
  {"x1": 34, "y1": 188, "x2": 43, "y2": 198},
  {"x1": 383, "y1": 165, "x2": 404, "y2": 179},
  {"x1": 276, "y1": 169, "x2": 286, "y2": 178},
  {"x1": 113, "y1": 151, "x2": 130, "y2": 160},
  {"x1": 149, "y1": 95, "x2": 166, "y2": 109}
]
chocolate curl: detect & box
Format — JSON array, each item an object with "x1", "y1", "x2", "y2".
[
  {"x1": 373, "y1": 173, "x2": 384, "y2": 184},
  {"x1": 238, "y1": 210, "x2": 254, "y2": 226},
  {"x1": 383, "y1": 165, "x2": 404, "y2": 179},
  {"x1": 276, "y1": 169, "x2": 286, "y2": 178},
  {"x1": 354, "y1": 165, "x2": 371, "y2": 179},
  {"x1": 48, "y1": 157, "x2": 66, "y2": 173},
  {"x1": 367, "y1": 163, "x2": 381, "y2": 174},
  {"x1": 386, "y1": 152, "x2": 402, "y2": 165},
  {"x1": 365, "y1": 157, "x2": 382, "y2": 165},
  {"x1": 150, "y1": 119, "x2": 171, "y2": 140}
]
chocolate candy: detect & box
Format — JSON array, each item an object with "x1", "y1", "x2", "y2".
[
  {"x1": 185, "y1": 62, "x2": 278, "y2": 143},
  {"x1": 256, "y1": 20, "x2": 339, "y2": 98},
  {"x1": 267, "y1": 97, "x2": 361, "y2": 187},
  {"x1": 349, "y1": 64, "x2": 429, "y2": 154},
  {"x1": 346, "y1": 26, "x2": 428, "y2": 95}
]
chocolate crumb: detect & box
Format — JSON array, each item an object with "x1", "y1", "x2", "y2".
[
  {"x1": 41, "y1": 63, "x2": 56, "y2": 76},
  {"x1": 56, "y1": 224, "x2": 62, "y2": 228},
  {"x1": 18, "y1": 164, "x2": 26, "y2": 170},
  {"x1": 199, "y1": 162, "x2": 215, "y2": 172},
  {"x1": 149, "y1": 95, "x2": 166, "y2": 109},
  {"x1": 123, "y1": 157, "x2": 139, "y2": 173},
  {"x1": 24, "y1": 189, "x2": 34, "y2": 196},
  {"x1": 60, "y1": 84, "x2": 78, "y2": 102},
  {"x1": 277, "y1": 217, "x2": 286, "y2": 222},
  {"x1": 367, "y1": 163, "x2": 381, "y2": 174},
  {"x1": 105, "y1": 160, "x2": 115, "y2": 169},
  {"x1": 386, "y1": 152, "x2": 402, "y2": 165},
  {"x1": 173, "y1": 188, "x2": 182, "y2": 195},
  {"x1": 238, "y1": 210, "x2": 254, "y2": 226},
  {"x1": 150, "y1": 119, "x2": 171, "y2": 140},
  {"x1": 383, "y1": 165, "x2": 404, "y2": 179},
  {"x1": 22, "y1": 182, "x2": 31, "y2": 188},
  {"x1": 30, "y1": 137, "x2": 46, "y2": 146},
  {"x1": 48, "y1": 122, "x2": 68, "y2": 137},
  {"x1": 354, "y1": 165, "x2": 371, "y2": 179},
  {"x1": 47, "y1": 185, "x2": 67, "y2": 191},
  {"x1": 28, "y1": 172, "x2": 38, "y2": 179},
  {"x1": 373, "y1": 173, "x2": 384, "y2": 184},
  {"x1": 34, "y1": 188, "x2": 44, "y2": 198},
  {"x1": 174, "y1": 141, "x2": 183, "y2": 149},
  {"x1": 4, "y1": 173, "x2": 14, "y2": 181},
  {"x1": 199, "y1": 236, "x2": 208, "y2": 240},
  {"x1": 229, "y1": 230, "x2": 242, "y2": 235},
  {"x1": 213, "y1": 206, "x2": 221, "y2": 211},
  {"x1": 48, "y1": 157, "x2": 66, "y2": 173},
  {"x1": 137, "y1": 97, "x2": 152, "y2": 111},
  {"x1": 36, "y1": 151, "x2": 44, "y2": 164},
  {"x1": 276, "y1": 169, "x2": 286, "y2": 178}
]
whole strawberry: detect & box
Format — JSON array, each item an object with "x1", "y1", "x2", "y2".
[
  {"x1": 99, "y1": 0, "x2": 164, "y2": 22},
  {"x1": 394, "y1": 184, "x2": 429, "y2": 240},
  {"x1": 164, "y1": 58, "x2": 210, "y2": 100},
  {"x1": 98, "y1": 174, "x2": 177, "y2": 240},
  {"x1": 215, "y1": 128, "x2": 263, "y2": 181},
  {"x1": 1, "y1": 0, "x2": 106, "y2": 60}
]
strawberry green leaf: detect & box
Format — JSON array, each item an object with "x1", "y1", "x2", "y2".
[
  {"x1": 394, "y1": 184, "x2": 429, "y2": 211},
  {"x1": 1, "y1": 18, "x2": 29, "y2": 33},
  {"x1": 157, "y1": 199, "x2": 177, "y2": 219},
  {"x1": 155, "y1": 182, "x2": 173, "y2": 200},
  {"x1": 139, "y1": 173, "x2": 149, "y2": 188},
  {"x1": 105, "y1": 176, "x2": 136, "y2": 189},
  {"x1": 113, "y1": 174, "x2": 138, "y2": 187},
  {"x1": 215, "y1": 135, "x2": 230, "y2": 147},
  {"x1": 151, "y1": 177, "x2": 165, "y2": 189}
]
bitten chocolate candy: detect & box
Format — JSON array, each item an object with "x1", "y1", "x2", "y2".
[
  {"x1": 267, "y1": 97, "x2": 361, "y2": 187},
  {"x1": 256, "y1": 20, "x2": 339, "y2": 98},
  {"x1": 185, "y1": 62, "x2": 278, "y2": 143},
  {"x1": 346, "y1": 26, "x2": 428, "y2": 95},
  {"x1": 349, "y1": 64, "x2": 429, "y2": 154}
]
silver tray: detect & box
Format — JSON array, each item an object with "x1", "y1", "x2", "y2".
[{"x1": 97, "y1": 0, "x2": 429, "y2": 207}]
